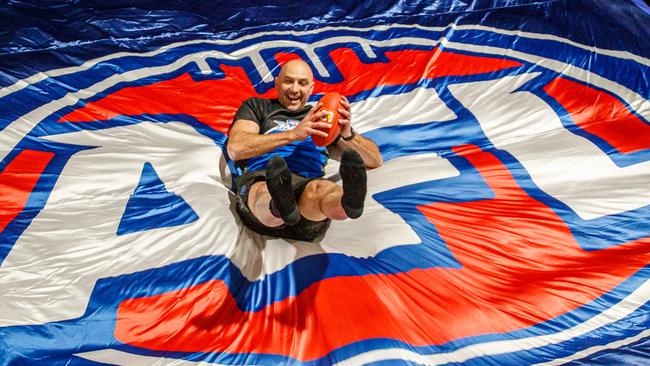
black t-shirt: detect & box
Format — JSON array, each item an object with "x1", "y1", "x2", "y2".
[{"x1": 228, "y1": 97, "x2": 328, "y2": 178}]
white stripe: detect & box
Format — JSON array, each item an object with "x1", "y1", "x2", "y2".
[
  {"x1": 351, "y1": 86, "x2": 457, "y2": 132},
  {"x1": 2, "y1": 24, "x2": 648, "y2": 165},
  {"x1": 534, "y1": 328, "x2": 650, "y2": 366},
  {"x1": 335, "y1": 277, "x2": 650, "y2": 365},
  {"x1": 2, "y1": 22, "x2": 647, "y2": 99},
  {"x1": 0, "y1": 50, "x2": 234, "y2": 162},
  {"x1": 0, "y1": 34, "x2": 439, "y2": 163},
  {"x1": 305, "y1": 47, "x2": 329, "y2": 77},
  {"x1": 0, "y1": 27, "x2": 650, "y2": 167},
  {"x1": 462, "y1": 24, "x2": 650, "y2": 67},
  {"x1": 75, "y1": 348, "x2": 244, "y2": 366},
  {"x1": 449, "y1": 73, "x2": 650, "y2": 220},
  {"x1": 1, "y1": 23, "x2": 443, "y2": 99},
  {"x1": 0, "y1": 23, "x2": 438, "y2": 99},
  {"x1": 441, "y1": 41, "x2": 650, "y2": 122},
  {"x1": 194, "y1": 58, "x2": 212, "y2": 75}
]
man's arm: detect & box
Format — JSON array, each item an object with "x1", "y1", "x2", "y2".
[
  {"x1": 227, "y1": 104, "x2": 330, "y2": 161},
  {"x1": 227, "y1": 119, "x2": 294, "y2": 161},
  {"x1": 327, "y1": 96, "x2": 383, "y2": 168},
  {"x1": 328, "y1": 133, "x2": 383, "y2": 168}
]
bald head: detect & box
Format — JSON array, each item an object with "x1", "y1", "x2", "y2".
[
  {"x1": 278, "y1": 59, "x2": 314, "y2": 80},
  {"x1": 275, "y1": 59, "x2": 315, "y2": 111}
]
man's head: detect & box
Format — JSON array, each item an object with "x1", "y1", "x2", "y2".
[{"x1": 275, "y1": 59, "x2": 314, "y2": 112}]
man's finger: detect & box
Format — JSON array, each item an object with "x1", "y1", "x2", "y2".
[
  {"x1": 338, "y1": 107, "x2": 351, "y2": 118},
  {"x1": 309, "y1": 129, "x2": 329, "y2": 137},
  {"x1": 313, "y1": 111, "x2": 328, "y2": 121}
]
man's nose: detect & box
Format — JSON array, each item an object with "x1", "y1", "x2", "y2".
[{"x1": 289, "y1": 82, "x2": 300, "y2": 93}]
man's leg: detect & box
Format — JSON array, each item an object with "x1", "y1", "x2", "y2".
[
  {"x1": 248, "y1": 174, "x2": 364, "y2": 225},
  {"x1": 265, "y1": 156, "x2": 301, "y2": 225},
  {"x1": 247, "y1": 181, "x2": 284, "y2": 227},
  {"x1": 298, "y1": 180, "x2": 347, "y2": 221},
  {"x1": 246, "y1": 150, "x2": 367, "y2": 227},
  {"x1": 245, "y1": 155, "x2": 300, "y2": 227},
  {"x1": 297, "y1": 149, "x2": 368, "y2": 222}
]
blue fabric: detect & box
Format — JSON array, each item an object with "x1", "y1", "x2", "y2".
[
  {"x1": 117, "y1": 162, "x2": 199, "y2": 235},
  {"x1": 1, "y1": 1, "x2": 649, "y2": 86},
  {"x1": 1, "y1": 1, "x2": 649, "y2": 365}
]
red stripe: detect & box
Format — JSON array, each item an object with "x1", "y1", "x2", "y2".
[
  {"x1": 60, "y1": 48, "x2": 521, "y2": 133},
  {"x1": 0, "y1": 150, "x2": 55, "y2": 233},
  {"x1": 544, "y1": 77, "x2": 650, "y2": 154},
  {"x1": 59, "y1": 65, "x2": 275, "y2": 134},
  {"x1": 313, "y1": 48, "x2": 521, "y2": 94},
  {"x1": 115, "y1": 145, "x2": 650, "y2": 360}
]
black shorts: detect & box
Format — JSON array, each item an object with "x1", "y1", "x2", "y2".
[{"x1": 234, "y1": 170, "x2": 331, "y2": 242}]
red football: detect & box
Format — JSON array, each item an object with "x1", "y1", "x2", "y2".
[{"x1": 311, "y1": 92, "x2": 342, "y2": 146}]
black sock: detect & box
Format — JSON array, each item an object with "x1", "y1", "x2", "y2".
[
  {"x1": 269, "y1": 199, "x2": 281, "y2": 218},
  {"x1": 265, "y1": 156, "x2": 301, "y2": 225},
  {"x1": 340, "y1": 149, "x2": 367, "y2": 219}
]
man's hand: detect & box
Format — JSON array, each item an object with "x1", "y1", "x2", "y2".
[
  {"x1": 289, "y1": 103, "x2": 332, "y2": 141},
  {"x1": 337, "y1": 95, "x2": 353, "y2": 138},
  {"x1": 327, "y1": 95, "x2": 383, "y2": 168}
]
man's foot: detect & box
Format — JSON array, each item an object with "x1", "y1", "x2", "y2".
[
  {"x1": 266, "y1": 156, "x2": 301, "y2": 225},
  {"x1": 340, "y1": 149, "x2": 367, "y2": 219}
]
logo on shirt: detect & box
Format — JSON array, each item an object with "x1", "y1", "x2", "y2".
[{"x1": 269, "y1": 118, "x2": 301, "y2": 132}]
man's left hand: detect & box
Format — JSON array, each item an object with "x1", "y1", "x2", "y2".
[{"x1": 338, "y1": 95, "x2": 353, "y2": 138}]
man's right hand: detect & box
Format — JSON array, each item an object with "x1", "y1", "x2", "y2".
[{"x1": 289, "y1": 103, "x2": 332, "y2": 141}]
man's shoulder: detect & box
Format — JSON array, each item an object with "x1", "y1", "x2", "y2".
[
  {"x1": 241, "y1": 97, "x2": 275, "y2": 107},
  {"x1": 234, "y1": 98, "x2": 275, "y2": 123},
  {"x1": 243, "y1": 96, "x2": 268, "y2": 103},
  {"x1": 238, "y1": 97, "x2": 283, "y2": 117}
]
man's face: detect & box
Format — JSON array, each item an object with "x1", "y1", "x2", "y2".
[{"x1": 275, "y1": 61, "x2": 314, "y2": 112}]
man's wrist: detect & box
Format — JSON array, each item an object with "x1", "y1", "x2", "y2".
[
  {"x1": 341, "y1": 127, "x2": 356, "y2": 141},
  {"x1": 286, "y1": 129, "x2": 300, "y2": 143}
]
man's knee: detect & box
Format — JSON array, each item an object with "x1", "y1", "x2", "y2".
[
  {"x1": 246, "y1": 181, "x2": 267, "y2": 208},
  {"x1": 302, "y1": 180, "x2": 340, "y2": 202},
  {"x1": 300, "y1": 179, "x2": 346, "y2": 220},
  {"x1": 247, "y1": 181, "x2": 283, "y2": 227}
]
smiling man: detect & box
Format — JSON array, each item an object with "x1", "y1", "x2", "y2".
[{"x1": 226, "y1": 59, "x2": 382, "y2": 241}]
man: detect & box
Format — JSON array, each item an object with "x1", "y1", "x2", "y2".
[{"x1": 226, "y1": 59, "x2": 383, "y2": 241}]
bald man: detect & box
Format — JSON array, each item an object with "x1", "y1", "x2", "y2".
[{"x1": 226, "y1": 60, "x2": 383, "y2": 241}]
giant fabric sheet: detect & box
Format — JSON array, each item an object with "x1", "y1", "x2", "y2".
[{"x1": 1, "y1": 1, "x2": 650, "y2": 365}]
